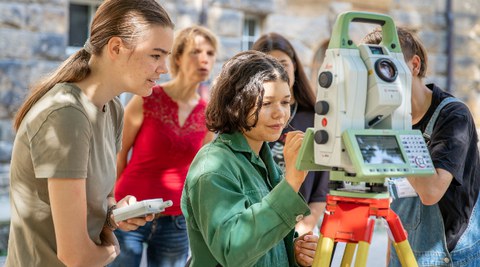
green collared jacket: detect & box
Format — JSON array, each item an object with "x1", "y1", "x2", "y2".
[{"x1": 181, "y1": 131, "x2": 310, "y2": 267}]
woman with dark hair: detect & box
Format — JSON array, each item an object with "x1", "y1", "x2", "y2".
[
  {"x1": 111, "y1": 25, "x2": 218, "y2": 267},
  {"x1": 181, "y1": 50, "x2": 318, "y2": 267},
  {"x1": 6, "y1": 0, "x2": 174, "y2": 266},
  {"x1": 252, "y1": 32, "x2": 329, "y2": 236}
]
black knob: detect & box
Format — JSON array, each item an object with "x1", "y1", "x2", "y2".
[
  {"x1": 315, "y1": 101, "x2": 329, "y2": 115},
  {"x1": 314, "y1": 130, "x2": 329, "y2": 144},
  {"x1": 318, "y1": 71, "x2": 333, "y2": 88}
]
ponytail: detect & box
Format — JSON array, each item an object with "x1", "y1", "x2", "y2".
[
  {"x1": 14, "y1": 0, "x2": 174, "y2": 131},
  {"x1": 13, "y1": 48, "x2": 91, "y2": 130}
]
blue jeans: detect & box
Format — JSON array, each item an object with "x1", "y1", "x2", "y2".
[
  {"x1": 109, "y1": 215, "x2": 189, "y2": 267},
  {"x1": 389, "y1": 193, "x2": 480, "y2": 266}
]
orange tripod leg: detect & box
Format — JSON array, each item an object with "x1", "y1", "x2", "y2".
[
  {"x1": 385, "y1": 208, "x2": 418, "y2": 267},
  {"x1": 315, "y1": 195, "x2": 419, "y2": 266},
  {"x1": 315, "y1": 195, "x2": 381, "y2": 267}
]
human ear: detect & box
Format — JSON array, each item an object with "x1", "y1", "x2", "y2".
[
  {"x1": 106, "y1": 37, "x2": 125, "y2": 60},
  {"x1": 410, "y1": 54, "x2": 421, "y2": 76}
]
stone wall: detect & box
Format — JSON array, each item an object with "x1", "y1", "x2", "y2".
[
  {"x1": 0, "y1": 0, "x2": 68, "y2": 254},
  {"x1": 1, "y1": 0, "x2": 479, "y2": 152},
  {"x1": 0, "y1": 0, "x2": 479, "y2": 256},
  {"x1": 263, "y1": 0, "x2": 480, "y2": 123},
  {"x1": 0, "y1": 0, "x2": 67, "y2": 196}
]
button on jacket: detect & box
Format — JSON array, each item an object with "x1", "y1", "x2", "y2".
[{"x1": 181, "y1": 131, "x2": 310, "y2": 267}]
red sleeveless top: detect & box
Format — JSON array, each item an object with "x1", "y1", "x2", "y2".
[{"x1": 115, "y1": 86, "x2": 208, "y2": 215}]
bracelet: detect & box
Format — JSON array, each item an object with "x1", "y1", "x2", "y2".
[{"x1": 105, "y1": 204, "x2": 118, "y2": 230}]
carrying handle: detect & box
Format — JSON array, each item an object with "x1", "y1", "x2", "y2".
[{"x1": 328, "y1": 11, "x2": 401, "y2": 53}]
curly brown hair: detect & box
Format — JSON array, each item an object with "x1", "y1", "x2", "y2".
[{"x1": 206, "y1": 50, "x2": 289, "y2": 133}]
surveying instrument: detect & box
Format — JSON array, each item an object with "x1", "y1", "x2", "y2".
[{"x1": 296, "y1": 12, "x2": 435, "y2": 266}]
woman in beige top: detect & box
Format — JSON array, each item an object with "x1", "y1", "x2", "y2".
[{"x1": 6, "y1": 0, "x2": 175, "y2": 266}]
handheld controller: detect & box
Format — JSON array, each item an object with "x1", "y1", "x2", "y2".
[{"x1": 113, "y1": 198, "x2": 173, "y2": 223}]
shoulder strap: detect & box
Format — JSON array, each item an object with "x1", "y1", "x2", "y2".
[{"x1": 423, "y1": 97, "x2": 463, "y2": 143}]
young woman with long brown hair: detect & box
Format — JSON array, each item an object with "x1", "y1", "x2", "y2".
[{"x1": 6, "y1": 1, "x2": 174, "y2": 266}]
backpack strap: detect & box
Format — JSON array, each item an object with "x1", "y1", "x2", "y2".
[{"x1": 422, "y1": 97, "x2": 463, "y2": 143}]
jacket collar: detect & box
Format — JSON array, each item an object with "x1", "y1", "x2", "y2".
[{"x1": 216, "y1": 132, "x2": 281, "y2": 180}]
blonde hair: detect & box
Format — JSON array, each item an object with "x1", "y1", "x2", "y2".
[{"x1": 169, "y1": 25, "x2": 218, "y2": 77}]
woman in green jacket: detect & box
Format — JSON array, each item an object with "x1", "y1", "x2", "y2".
[{"x1": 181, "y1": 50, "x2": 318, "y2": 267}]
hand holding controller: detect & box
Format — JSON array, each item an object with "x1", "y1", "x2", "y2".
[{"x1": 112, "y1": 198, "x2": 173, "y2": 223}]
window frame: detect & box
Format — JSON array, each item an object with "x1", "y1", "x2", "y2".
[
  {"x1": 241, "y1": 15, "x2": 262, "y2": 51},
  {"x1": 67, "y1": 0, "x2": 101, "y2": 55}
]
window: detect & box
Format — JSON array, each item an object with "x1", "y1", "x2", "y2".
[
  {"x1": 241, "y1": 16, "x2": 261, "y2": 50},
  {"x1": 67, "y1": 1, "x2": 100, "y2": 55},
  {"x1": 67, "y1": 1, "x2": 135, "y2": 106}
]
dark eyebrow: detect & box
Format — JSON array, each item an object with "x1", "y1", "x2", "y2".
[{"x1": 153, "y1": 48, "x2": 171, "y2": 55}]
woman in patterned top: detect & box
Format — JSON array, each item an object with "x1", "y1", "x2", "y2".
[{"x1": 111, "y1": 25, "x2": 217, "y2": 267}]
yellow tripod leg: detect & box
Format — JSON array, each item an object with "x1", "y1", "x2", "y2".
[
  {"x1": 353, "y1": 241, "x2": 370, "y2": 267},
  {"x1": 312, "y1": 235, "x2": 334, "y2": 267},
  {"x1": 340, "y1": 243, "x2": 356, "y2": 267},
  {"x1": 392, "y1": 242, "x2": 406, "y2": 267},
  {"x1": 312, "y1": 234, "x2": 324, "y2": 267},
  {"x1": 394, "y1": 240, "x2": 418, "y2": 267}
]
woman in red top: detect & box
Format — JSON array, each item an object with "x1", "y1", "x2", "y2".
[{"x1": 111, "y1": 25, "x2": 217, "y2": 267}]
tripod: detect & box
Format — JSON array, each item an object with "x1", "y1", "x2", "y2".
[{"x1": 312, "y1": 181, "x2": 418, "y2": 267}]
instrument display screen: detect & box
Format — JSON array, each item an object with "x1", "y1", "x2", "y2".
[{"x1": 355, "y1": 135, "x2": 405, "y2": 164}]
